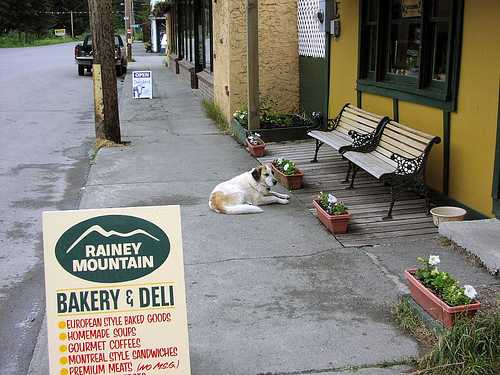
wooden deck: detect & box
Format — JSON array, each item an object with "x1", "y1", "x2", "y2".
[{"x1": 256, "y1": 140, "x2": 438, "y2": 247}]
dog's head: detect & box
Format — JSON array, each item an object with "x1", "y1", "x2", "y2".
[{"x1": 251, "y1": 164, "x2": 277, "y2": 187}]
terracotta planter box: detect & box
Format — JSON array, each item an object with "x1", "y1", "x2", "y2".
[
  {"x1": 313, "y1": 199, "x2": 351, "y2": 234},
  {"x1": 404, "y1": 269, "x2": 481, "y2": 328},
  {"x1": 246, "y1": 138, "x2": 266, "y2": 157},
  {"x1": 271, "y1": 162, "x2": 304, "y2": 190}
]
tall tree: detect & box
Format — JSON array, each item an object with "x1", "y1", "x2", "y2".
[{"x1": 88, "y1": 0, "x2": 121, "y2": 143}]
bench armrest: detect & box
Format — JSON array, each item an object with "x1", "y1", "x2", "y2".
[
  {"x1": 307, "y1": 112, "x2": 340, "y2": 133},
  {"x1": 391, "y1": 153, "x2": 425, "y2": 176},
  {"x1": 339, "y1": 129, "x2": 380, "y2": 154}
]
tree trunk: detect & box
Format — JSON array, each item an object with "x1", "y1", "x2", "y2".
[{"x1": 88, "y1": 0, "x2": 121, "y2": 143}]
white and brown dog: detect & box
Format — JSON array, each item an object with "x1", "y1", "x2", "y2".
[{"x1": 209, "y1": 164, "x2": 289, "y2": 214}]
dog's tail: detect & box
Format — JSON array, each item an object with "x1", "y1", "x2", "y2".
[
  {"x1": 223, "y1": 204, "x2": 263, "y2": 214},
  {"x1": 209, "y1": 192, "x2": 263, "y2": 214}
]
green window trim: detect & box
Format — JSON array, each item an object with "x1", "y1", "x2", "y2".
[{"x1": 357, "y1": 0, "x2": 464, "y2": 112}]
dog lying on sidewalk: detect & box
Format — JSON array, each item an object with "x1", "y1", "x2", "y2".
[{"x1": 209, "y1": 164, "x2": 289, "y2": 214}]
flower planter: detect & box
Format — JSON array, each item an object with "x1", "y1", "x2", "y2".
[
  {"x1": 404, "y1": 269, "x2": 481, "y2": 328},
  {"x1": 245, "y1": 138, "x2": 266, "y2": 157},
  {"x1": 271, "y1": 162, "x2": 304, "y2": 190},
  {"x1": 313, "y1": 199, "x2": 351, "y2": 234},
  {"x1": 231, "y1": 117, "x2": 312, "y2": 144}
]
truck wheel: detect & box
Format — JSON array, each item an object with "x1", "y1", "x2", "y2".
[{"x1": 78, "y1": 65, "x2": 85, "y2": 76}]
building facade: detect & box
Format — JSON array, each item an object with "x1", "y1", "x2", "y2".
[
  {"x1": 327, "y1": 0, "x2": 500, "y2": 218},
  {"x1": 154, "y1": 0, "x2": 500, "y2": 219}
]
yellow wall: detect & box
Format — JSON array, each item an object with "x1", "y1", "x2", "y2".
[
  {"x1": 328, "y1": 0, "x2": 359, "y2": 116},
  {"x1": 448, "y1": 0, "x2": 500, "y2": 215},
  {"x1": 327, "y1": 0, "x2": 500, "y2": 217}
]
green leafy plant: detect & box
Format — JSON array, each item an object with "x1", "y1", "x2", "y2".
[
  {"x1": 202, "y1": 99, "x2": 229, "y2": 132},
  {"x1": 393, "y1": 296, "x2": 500, "y2": 375},
  {"x1": 316, "y1": 191, "x2": 348, "y2": 215},
  {"x1": 152, "y1": 0, "x2": 173, "y2": 17},
  {"x1": 233, "y1": 98, "x2": 297, "y2": 128},
  {"x1": 273, "y1": 158, "x2": 298, "y2": 175},
  {"x1": 415, "y1": 255, "x2": 478, "y2": 307}
]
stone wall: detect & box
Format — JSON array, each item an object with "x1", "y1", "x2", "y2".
[{"x1": 214, "y1": 0, "x2": 300, "y2": 123}]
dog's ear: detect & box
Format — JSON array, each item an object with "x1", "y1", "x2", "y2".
[{"x1": 251, "y1": 167, "x2": 261, "y2": 181}]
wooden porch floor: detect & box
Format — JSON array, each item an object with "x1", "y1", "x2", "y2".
[{"x1": 256, "y1": 140, "x2": 438, "y2": 247}]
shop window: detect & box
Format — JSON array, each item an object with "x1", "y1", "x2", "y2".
[{"x1": 357, "y1": 0, "x2": 463, "y2": 111}]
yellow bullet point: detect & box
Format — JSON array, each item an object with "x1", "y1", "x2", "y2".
[
  {"x1": 58, "y1": 321, "x2": 66, "y2": 329},
  {"x1": 60, "y1": 357, "x2": 68, "y2": 365},
  {"x1": 59, "y1": 333, "x2": 67, "y2": 341},
  {"x1": 61, "y1": 369, "x2": 68, "y2": 375},
  {"x1": 59, "y1": 345, "x2": 67, "y2": 353}
]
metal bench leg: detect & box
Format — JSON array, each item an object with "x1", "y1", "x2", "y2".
[
  {"x1": 311, "y1": 140, "x2": 324, "y2": 163},
  {"x1": 342, "y1": 160, "x2": 352, "y2": 184},
  {"x1": 346, "y1": 163, "x2": 359, "y2": 190},
  {"x1": 383, "y1": 184, "x2": 403, "y2": 220}
]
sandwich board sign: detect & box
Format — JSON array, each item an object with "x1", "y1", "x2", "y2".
[
  {"x1": 133, "y1": 71, "x2": 153, "y2": 99},
  {"x1": 42, "y1": 206, "x2": 191, "y2": 375}
]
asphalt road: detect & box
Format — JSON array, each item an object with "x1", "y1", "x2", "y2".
[{"x1": 0, "y1": 41, "x2": 125, "y2": 374}]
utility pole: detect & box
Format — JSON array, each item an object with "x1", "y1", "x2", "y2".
[
  {"x1": 246, "y1": 0, "x2": 260, "y2": 130},
  {"x1": 125, "y1": 0, "x2": 133, "y2": 60},
  {"x1": 88, "y1": 0, "x2": 121, "y2": 143}
]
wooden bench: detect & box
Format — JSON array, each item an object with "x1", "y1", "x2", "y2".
[
  {"x1": 307, "y1": 104, "x2": 390, "y2": 162},
  {"x1": 342, "y1": 120, "x2": 441, "y2": 219}
]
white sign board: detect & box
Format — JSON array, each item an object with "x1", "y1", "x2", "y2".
[
  {"x1": 43, "y1": 206, "x2": 191, "y2": 375},
  {"x1": 133, "y1": 71, "x2": 153, "y2": 99}
]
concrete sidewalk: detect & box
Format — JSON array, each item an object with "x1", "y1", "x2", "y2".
[{"x1": 29, "y1": 42, "x2": 498, "y2": 375}]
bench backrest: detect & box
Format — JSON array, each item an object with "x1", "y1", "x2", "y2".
[
  {"x1": 330, "y1": 104, "x2": 388, "y2": 139},
  {"x1": 375, "y1": 120, "x2": 441, "y2": 173}
]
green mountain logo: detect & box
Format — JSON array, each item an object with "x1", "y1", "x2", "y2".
[{"x1": 55, "y1": 215, "x2": 170, "y2": 283}]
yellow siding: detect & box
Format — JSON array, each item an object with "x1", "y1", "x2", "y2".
[
  {"x1": 328, "y1": 0, "x2": 359, "y2": 116},
  {"x1": 447, "y1": 0, "x2": 500, "y2": 216},
  {"x1": 398, "y1": 102, "x2": 444, "y2": 193},
  {"x1": 360, "y1": 93, "x2": 393, "y2": 119}
]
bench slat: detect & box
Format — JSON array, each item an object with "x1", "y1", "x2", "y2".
[
  {"x1": 345, "y1": 105, "x2": 386, "y2": 122},
  {"x1": 385, "y1": 121, "x2": 436, "y2": 144},
  {"x1": 343, "y1": 150, "x2": 397, "y2": 179},
  {"x1": 379, "y1": 135, "x2": 424, "y2": 159}
]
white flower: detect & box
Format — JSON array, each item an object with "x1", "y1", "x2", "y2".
[
  {"x1": 284, "y1": 163, "x2": 290, "y2": 171},
  {"x1": 254, "y1": 133, "x2": 260, "y2": 138},
  {"x1": 327, "y1": 194, "x2": 337, "y2": 204},
  {"x1": 276, "y1": 157, "x2": 284, "y2": 162},
  {"x1": 463, "y1": 285, "x2": 477, "y2": 299},
  {"x1": 428, "y1": 255, "x2": 440, "y2": 266}
]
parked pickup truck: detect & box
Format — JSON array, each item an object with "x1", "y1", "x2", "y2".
[{"x1": 74, "y1": 34, "x2": 127, "y2": 76}]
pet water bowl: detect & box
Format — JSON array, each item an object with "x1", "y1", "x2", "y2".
[{"x1": 430, "y1": 206, "x2": 467, "y2": 227}]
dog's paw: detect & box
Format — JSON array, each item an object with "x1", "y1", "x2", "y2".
[{"x1": 278, "y1": 198, "x2": 289, "y2": 205}]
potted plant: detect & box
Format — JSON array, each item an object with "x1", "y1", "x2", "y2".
[
  {"x1": 232, "y1": 98, "x2": 313, "y2": 143},
  {"x1": 404, "y1": 255, "x2": 481, "y2": 328},
  {"x1": 271, "y1": 158, "x2": 304, "y2": 190},
  {"x1": 245, "y1": 133, "x2": 266, "y2": 157},
  {"x1": 313, "y1": 192, "x2": 350, "y2": 234},
  {"x1": 152, "y1": 0, "x2": 173, "y2": 17}
]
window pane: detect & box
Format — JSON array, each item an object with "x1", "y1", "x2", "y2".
[
  {"x1": 433, "y1": 0, "x2": 452, "y2": 17},
  {"x1": 368, "y1": 25, "x2": 377, "y2": 71},
  {"x1": 432, "y1": 22, "x2": 449, "y2": 81},
  {"x1": 391, "y1": 0, "x2": 422, "y2": 20},
  {"x1": 387, "y1": 22, "x2": 421, "y2": 76},
  {"x1": 369, "y1": 0, "x2": 379, "y2": 22}
]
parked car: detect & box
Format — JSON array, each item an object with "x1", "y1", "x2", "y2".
[{"x1": 74, "y1": 34, "x2": 127, "y2": 76}]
